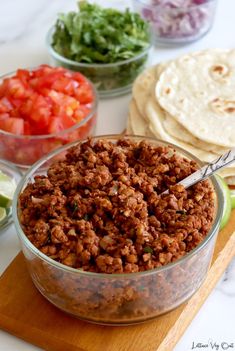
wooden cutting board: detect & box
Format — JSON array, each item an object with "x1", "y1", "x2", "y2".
[{"x1": 0, "y1": 211, "x2": 235, "y2": 351}]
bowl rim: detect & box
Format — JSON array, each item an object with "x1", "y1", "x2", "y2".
[
  {"x1": 133, "y1": 0, "x2": 216, "y2": 11},
  {"x1": 46, "y1": 26, "x2": 152, "y2": 69},
  {"x1": 0, "y1": 67, "x2": 98, "y2": 140},
  {"x1": 13, "y1": 134, "x2": 224, "y2": 279}
]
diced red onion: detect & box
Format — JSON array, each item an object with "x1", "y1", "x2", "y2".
[
  {"x1": 140, "y1": 0, "x2": 214, "y2": 39},
  {"x1": 31, "y1": 196, "x2": 44, "y2": 204}
]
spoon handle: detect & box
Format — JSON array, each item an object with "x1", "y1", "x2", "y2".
[{"x1": 178, "y1": 148, "x2": 235, "y2": 190}]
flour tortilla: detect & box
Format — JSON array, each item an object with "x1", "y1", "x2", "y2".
[
  {"x1": 128, "y1": 96, "x2": 216, "y2": 162},
  {"x1": 156, "y1": 49, "x2": 235, "y2": 147},
  {"x1": 128, "y1": 100, "x2": 148, "y2": 135},
  {"x1": 133, "y1": 60, "x2": 228, "y2": 154},
  {"x1": 162, "y1": 114, "x2": 228, "y2": 155},
  {"x1": 128, "y1": 100, "x2": 154, "y2": 137},
  {"x1": 129, "y1": 86, "x2": 235, "y2": 180},
  {"x1": 128, "y1": 50, "x2": 235, "y2": 180},
  {"x1": 145, "y1": 94, "x2": 218, "y2": 162},
  {"x1": 131, "y1": 59, "x2": 223, "y2": 161},
  {"x1": 126, "y1": 111, "x2": 133, "y2": 134},
  {"x1": 132, "y1": 65, "x2": 158, "y2": 117}
]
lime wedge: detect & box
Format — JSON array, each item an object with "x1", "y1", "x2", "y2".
[
  {"x1": 216, "y1": 175, "x2": 232, "y2": 230},
  {"x1": 230, "y1": 189, "x2": 235, "y2": 209},
  {"x1": 0, "y1": 207, "x2": 7, "y2": 223},
  {"x1": 0, "y1": 171, "x2": 16, "y2": 208}
]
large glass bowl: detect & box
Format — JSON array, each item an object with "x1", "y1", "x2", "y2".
[
  {"x1": 46, "y1": 27, "x2": 152, "y2": 98},
  {"x1": 132, "y1": 0, "x2": 218, "y2": 46},
  {"x1": 0, "y1": 70, "x2": 98, "y2": 169},
  {"x1": 13, "y1": 135, "x2": 223, "y2": 325}
]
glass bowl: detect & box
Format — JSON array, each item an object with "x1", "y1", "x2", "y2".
[
  {"x1": 0, "y1": 159, "x2": 22, "y2": 232},
  {"x1": 0, "y1": 69, "x2": 98, "y2": 169},
  {"x1": 13, "y1": 135, "x2": 223, "y2": 325},
  {"x1": 132, "y1": 0, "x2": 218, "y2": 46},
  {"x1": 46, "y1": 27, "x2": 152, "y2": 98}
]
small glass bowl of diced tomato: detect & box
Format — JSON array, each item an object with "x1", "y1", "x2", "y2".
[{"x1": 0, "y1": 65, "x2": 98, "y2": 168}]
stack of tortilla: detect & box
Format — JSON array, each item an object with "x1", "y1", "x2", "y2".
[{"x1": 127, "y1": 49, "x2": 235, "y2": 184}]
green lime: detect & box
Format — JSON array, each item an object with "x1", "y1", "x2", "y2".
[
  {"x1": 230, "y1": 189, "x2": 235, "y2": 209},
  {"x1": 0, "y1": 207, "x2": 7, "y2": 223},
  {"x1": 0, "y1": 171, "x2": 16, "y2": 208},
  {"x1": 216, "y1": 175, "x2": 232, "y2": 230}
]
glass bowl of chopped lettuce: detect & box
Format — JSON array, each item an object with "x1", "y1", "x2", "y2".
[{"x1": 46, "y1": 2, "x2": 152, "y2": 98}]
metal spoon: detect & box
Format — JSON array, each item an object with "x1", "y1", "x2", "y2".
[{"x1": 163, "y1": 148, "x2": 235, "y2": 194}]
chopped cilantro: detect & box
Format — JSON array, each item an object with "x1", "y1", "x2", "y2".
[
  {"x1": 83, "y1": 213, "x2": 89, "y2": 221},
  {"x1": 52, "y1": 2, "x2": 150, "y2": 64},
  {"x1": 72, "y1": 201, "x2": 78, "y2": 215},
  {"x1": 176, "y1": 210, "x2": 187, "y2": 215},
  {"x1": 143, "y1": 246, "x2": 153, "y2": 254}
]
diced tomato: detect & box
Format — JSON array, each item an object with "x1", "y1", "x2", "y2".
[
  {"x1": 51, "y1": 77, "x2": 79, "y2": 96},
  {"x1": 16, "y1": 69, "x2": 31, "y2": 83},
  {"x1": 29, "y1": 95, "x2": 52, "y2": 129},
  {"x1": 32, "y1": 65, "x2": 53, "y2": 78},
  {"x1": 0, "y1": 65, "x2": 95, "y2": 150},
  {"x1": 0, "y1": 117, "x2": 24, "y2": 135},
  {"x1": 30, "y1": 72, "x2": 64, "y2": 92},
  {"x1": 0, "y1": 113, "x2": 9, "y2": 121},
  {"x1": 61, "y1": 114, "x2": 77, "y2": 129},
  {"x1": 48, "y1": 91, "x2": 79, "y2": 118},
  {"x1": 48, "y1": 116, "x2": 75, "y2": 134},
  {"x1": 74, "y1": 105, "x2": 91, "y2": 121},
  {"x1": 24, "y1": 121, "x2": 31, "y2": 135},
  {"x1": 9, "y1": 98, "x2": 22, "y2": 109},
  {"x1": 72, "y1": 72, "x2": 87, "y2": 84},
  {"x1": 5, "y1": 78, "x2": 28, "y2": 99},
  {"x1": 0, "y1": 97, "x2": 13, "y2": 112},
  {"x1": 74, "y1": 84, "x2": 94, "y2": 104},
  {"x1": 19, "y1": 94, "x2": 35, "y2": 117}
]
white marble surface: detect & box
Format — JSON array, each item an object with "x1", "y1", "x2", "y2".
[{"x1": 0, "y1": 0, "x2": 235, "y2": 350}]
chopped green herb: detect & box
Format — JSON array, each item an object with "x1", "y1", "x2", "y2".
[
  {"x1": 138, "y1": 285, "x2": 145, "y2": 291},
  {"x1": 51, "y1": 2, "x2": 151, "y2": 92},
  {"x1": 83, "y1": 213, "x2": 89, "y2": 221},
  {"x1": 181, "y1": 214, "x2": 187, "y2": 220},
  {"x1": 176, "y1": 210, "x2": 187, "y2": 215},
  {"x1": 52, "y1": 2, "x2": 150, "y2": 64},
  {"x1": 72, "y1": 201, "x2": 78, "y2": 215},
  {"x1": 143, "y1": 246, "x2": 153, "y2": 254},
  {"x1": 52, "y1": 221, "x2": 61, "y2": 225}
]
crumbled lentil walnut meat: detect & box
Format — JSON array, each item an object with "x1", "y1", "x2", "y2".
[{"x1": 19, "y1": 138, "x2": 215, "y2": 274}]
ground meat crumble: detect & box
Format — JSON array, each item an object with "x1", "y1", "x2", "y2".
[{"x1": 19, "y1": 138, "x2": 215, "y2": 274}]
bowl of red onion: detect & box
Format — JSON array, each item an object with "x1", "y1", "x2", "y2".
[{"x1": 132, "y1": 0, "x2": 218, "y2": 45}]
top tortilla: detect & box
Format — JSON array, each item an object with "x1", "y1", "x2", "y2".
[
  {"x1": 155, "y1": 49, "x2": 235, "y2": 147},
  {"x1": 133, "y1": 60, "x2": 228, "y2": 154}
]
